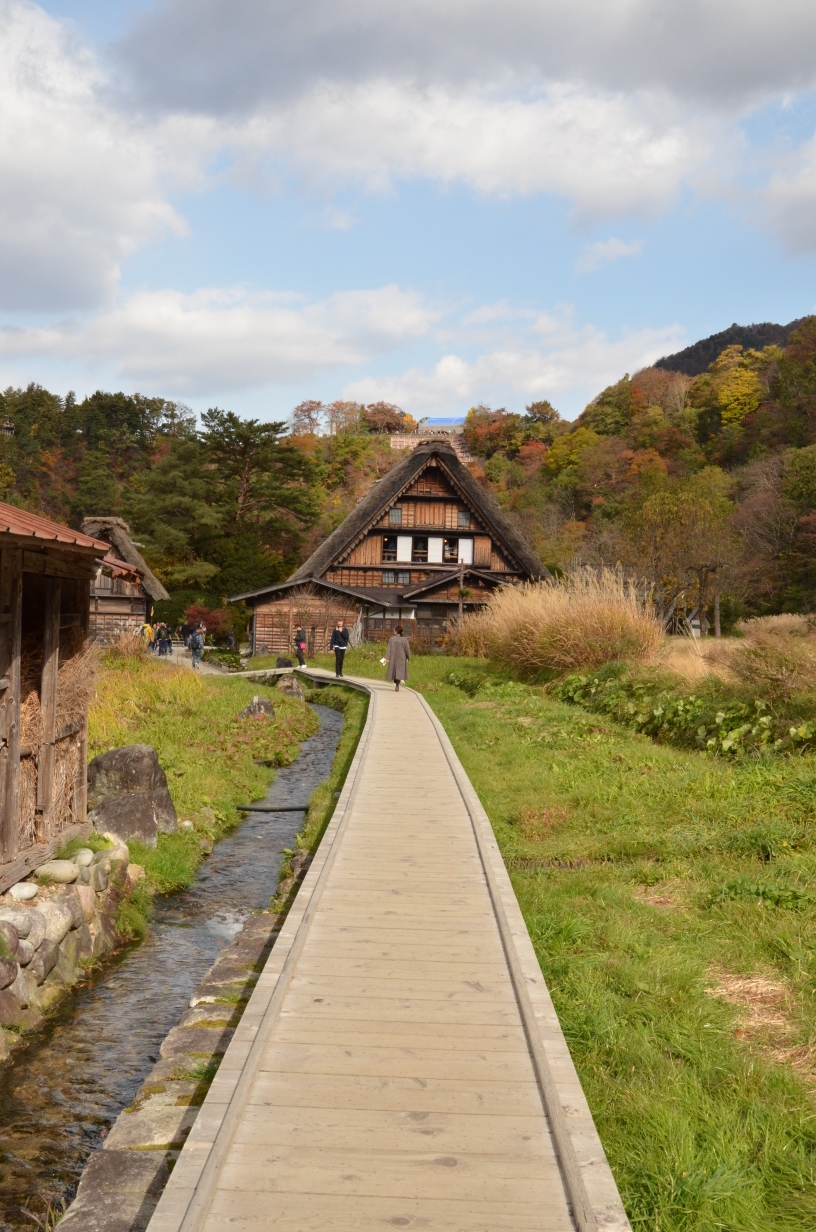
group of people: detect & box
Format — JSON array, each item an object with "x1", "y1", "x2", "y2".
[
  {"x1": 140, "y1": 620, "x2": 206, "y2": 669},
  {"x1": 327, "y1": 619, "x2": 411, "y2": 692}
]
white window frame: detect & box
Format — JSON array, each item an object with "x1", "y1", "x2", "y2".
[
  {"x1": 458, "y1": 539, "x2": 474, "y2": 565},
  {"x1": 396, "y1": 535, "x2": 413, "y2": 562},
  {"x1": 427, "y1": 536, "x2": 444, "y2": 563}
]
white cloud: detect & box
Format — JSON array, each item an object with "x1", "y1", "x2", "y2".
[
  {"x1": 0, "y1": 280, "x2": 683, "y2": 415},
  {"x1": 233, "y1": 81, "x2": 699, "y2": 217},
  {"x1": 342, "y1": 316, "x2": 686, "y2": 417},
  {"x1": 0, "y1": 284, "x2": 439, "y2": 394},
  {"x1": 0, "y1": 0, "x2": 183, "y2": 310},
  {"x1": 575, "y1": 238, "x2": 643, "y2": 273},
  {"x1": 119, "y1": 0, "x2": 816, "y2": 114}
]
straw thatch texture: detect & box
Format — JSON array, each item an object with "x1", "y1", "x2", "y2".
[{"x1": 17, "y1": 637, "x2": 99, "y2": 842}]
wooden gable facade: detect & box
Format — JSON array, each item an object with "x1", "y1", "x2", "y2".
[{"x1": 231, "y1": 441, "x2": 548, "y2": 654}]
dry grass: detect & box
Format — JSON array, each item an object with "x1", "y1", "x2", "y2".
[
  {"x1": 659, "y1": 634, "x2": 741, "y2": 683},
  {"x1": 105, "y1": 628, "x2": 148, "y2": 659},
  {"x1": 721, "y1": 615, "x2": 816, "y2": 700},
  {"x1": 456, "y1": 569, "x2": 662, "y2": 676},
  {"x1": 707, "y1": 969, "x2": 796, "y2": 1054}
]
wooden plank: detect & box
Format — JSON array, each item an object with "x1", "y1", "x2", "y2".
[
  {"x1": 35, "y1": 577, "x2": 61, "y2": 827},
  {"x1": 0, "y1": 547, "x2": 22, "y2": 863}
]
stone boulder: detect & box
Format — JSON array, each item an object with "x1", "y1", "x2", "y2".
[
  {"x1": 87, "y1": 745, "x2": 177, "y2": 847},
  {"x1": 35, "y1": 860, "x2": 79, "y2": 885},
  {"x1": 9, "y1": 882, "x2": 37, "y2": 901},
  {"x1": 0, "y1": 919, "x2": 18, "y2": 958},
  {"x1": 277, "y1": 674, "x2": 305, "y2": 701},
  {"x1": 239, "y1": 695, "x2": 275, "y2": 720},
  {"x1": 0, "y1": 958, "x2": 18, "y2": 990},
  {"x1": 276, "y1": 656, "x2": 294, "y2": 668}
]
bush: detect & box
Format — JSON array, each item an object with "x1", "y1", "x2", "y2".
[
  {"x1": 724, "y1": 615, "x2": 816, "y2": 701},
  {"x1": 456, "y1": 569, "x2": 662, "y2": 677}
]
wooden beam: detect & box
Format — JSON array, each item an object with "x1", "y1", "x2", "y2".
[
  {"x1": 0, "y1": 548, "x2": 22, "y2": 863},
  {"x1": 36, "y1": 578, "x2": 61, "y2": 831},
  {"x1": 21, "y1": 549, "x2": 96, "y2": 580}
]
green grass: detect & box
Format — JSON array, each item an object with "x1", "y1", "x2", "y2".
[
  {"x1": 271, "y1": 684, "x2": 369, "y2": 911},
  {"x1": 55, "y1": 833, "x2": 113, "y2": 859},
  {"x1": 310, "y1": 647, "x2": 816, "y2": 1230},
  {"x1": 88, "y1": 654, "x2": 319, "y2": 894}
]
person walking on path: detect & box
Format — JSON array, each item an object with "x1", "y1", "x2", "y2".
[
  {"x1": 385, "y1": 625, "x2": 411, "y2": 692},
  {"x1": 189, "y1": 624, "x2": 204, "y2": 670},
  {"x1": 294, "y1": 627, "x2": 307, "y2": 668},
  {"x1": 329, "y1": 619, "x2": 349, "y2": 678}
]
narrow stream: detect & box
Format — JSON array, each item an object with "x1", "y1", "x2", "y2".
[{"x1": 0, "y1": 704, "x2": 344, "y2": 1231}]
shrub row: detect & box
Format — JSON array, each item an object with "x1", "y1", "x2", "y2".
[{"x1": 553, "y1": 665, "x2": 816, "y2": 757}]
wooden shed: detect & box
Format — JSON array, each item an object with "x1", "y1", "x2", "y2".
[{"x1": 0, "y1": 503, "x2": 141, "y2": 893}]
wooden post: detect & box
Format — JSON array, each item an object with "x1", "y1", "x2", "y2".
[
  {"x1": 713, "y1": 592, "x2": 721, "y2": 639},
  {"x1": 36, "y1": 578, "x2": 61, "y2": 832},
  {"x1": 0, "y1": 548, "x2": 22, "y2": 863}
]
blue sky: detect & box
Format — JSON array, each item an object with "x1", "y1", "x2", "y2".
[{"x1": 1, "y1": 0, "x2": 816, "y2": 423}]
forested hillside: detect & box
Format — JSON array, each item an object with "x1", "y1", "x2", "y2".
[
  {"x1": 3, "y1": 318, "x2": 816, "y2": 631},
  {"x1": 471, "y1": 316, "x2": 816, "y2": 628}
]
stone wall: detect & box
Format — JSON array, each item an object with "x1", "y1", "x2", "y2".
[{"x1": 0, "y1": 840, "x2": 144, "y2": 1059}]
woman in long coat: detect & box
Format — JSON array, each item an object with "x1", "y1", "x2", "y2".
[{"x1": 385, "y1": 625, "x2": 411, "y2": 692}]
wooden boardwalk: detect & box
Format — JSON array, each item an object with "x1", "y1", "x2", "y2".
[{"x1": 147, "y1": 675, "x2": 630, "y2": 1232}]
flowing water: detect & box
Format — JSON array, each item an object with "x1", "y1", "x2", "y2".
[{"x1": 0, "y1": 704, "x2": 344, "y2": 1231}]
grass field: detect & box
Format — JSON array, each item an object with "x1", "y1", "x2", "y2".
[
  {"x1": 88, "y1": 654, "x2": 318, "y2": 896},
  {"x1": 303, "y1": 646, "x2": 816, "y2": 1231}
]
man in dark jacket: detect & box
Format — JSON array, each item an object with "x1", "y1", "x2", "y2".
[
  {"x1": 294, "y1": 627, "x2": 307, "y2": 667},
  {"x1": 329, "y1": 620, "x2": 349, "y2": 677}
]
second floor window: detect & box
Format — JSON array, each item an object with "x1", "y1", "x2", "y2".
[
  {"x1": 458, "y1": 510, "x2": 471, "y2": 527},
  {"x1": 382, "y1": 535, "x2": 397, "y2": 562},
  {"x1": 389, "y1": 507, "x2": 403, "y2": 525},
  {"x1": 383, "y1": 570, "x2": 411, "y2": 585},
  {"x1": 443, "y1": 537, "x2": 459, "y2": 563},
  {"x1": 412, "y1": 536, "x2": 428, "y2": 563}
]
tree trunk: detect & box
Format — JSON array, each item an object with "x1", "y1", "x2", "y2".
[{"x1": 713, "y1": 592, "x2": 721, "y2": 638}]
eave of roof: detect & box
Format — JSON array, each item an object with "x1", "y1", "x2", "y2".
[
  {"x1": 0, "y1": 501, "x2": 109, "y2": 552},
  {"x1": 232, "y1": 576, "x2": 401, "y2": 608},
  {"x1": 400, "y1": 567, "x2": 504, "y2": 598}
]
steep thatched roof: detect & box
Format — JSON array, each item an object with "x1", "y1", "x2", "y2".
[
  {"x1": 290, "y1": 441, "x2": 547, "y2": 581},
  {"x1": 81, "y1": 517, "x2": 169, "y2": 601}
]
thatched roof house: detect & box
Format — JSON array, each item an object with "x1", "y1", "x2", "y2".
[
  {"x1": 81, "y1": 517, "x2": 168, "y2": 640},
  {"x1": 231, "y1": 440, "x2": 549, "y2": 654}
]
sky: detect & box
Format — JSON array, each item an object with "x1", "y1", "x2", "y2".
[{"x1": 1, "y1": 1, "x2": 816, "y2": 423}]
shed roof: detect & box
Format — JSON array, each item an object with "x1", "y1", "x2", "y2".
[
  {"x1": 81, "y1": 517, "x2": 169, "y2": 601},
  {"x1": 0, "y1": 502, "x2": 110, "y2": 551}
]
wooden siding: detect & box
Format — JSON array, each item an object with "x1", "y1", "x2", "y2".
[
  {"x1": 254, "y1": 596, "x2": 361, "y2": 656},
  {"x1": 1, "y1": 542, "x2": 96, "y2": 892},
  {"x1": 474, "y1": 535, "x2": 491, "y2": 567},
  {"x1": 404, "y1": 469, "x2": 454, "y2": 497},
  {"x1": 344, "y1": 537, "x2": 383, "y2": 566}
]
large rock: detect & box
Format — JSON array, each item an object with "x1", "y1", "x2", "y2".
[
  {"x1": 239, "y1": 694, "x2": 275, "y2": 720},
  {"x1": 34, "y1": 860, "x2": 78, "y2": 884},
  {"x1": 9, "y1": 881, "x2": 38, "y2": 901},
  {"x1": 37, "y1": 900, "x2": 74, "y2": 944},
  {"x1": 0, "y1": 919, "x2": 18, "y2": 958},
  {"x1": 87, "y1": 744, "x2": 177, "y2": 847},
  {"x1": 278, "y1": 674, "x2": 305, "y2": 700},
  {"x1": 68, "y1": 884, "x2": 97, "y2": 923},
  {"x1": 28, "y1": 939, "x2": 59, "y2": 985},
  {"x1": 0, "y1": 907, "x2": 32, "y2": 938},
  {"x1": 15, "y1": 939, "x2": 34, "y2": 965},
  {"x1": 0, "y1": 958, "x2": 18, "y2": 990},
  {"x1": 0, "y1": 989, "x2": 23, "y2": 1027}
]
